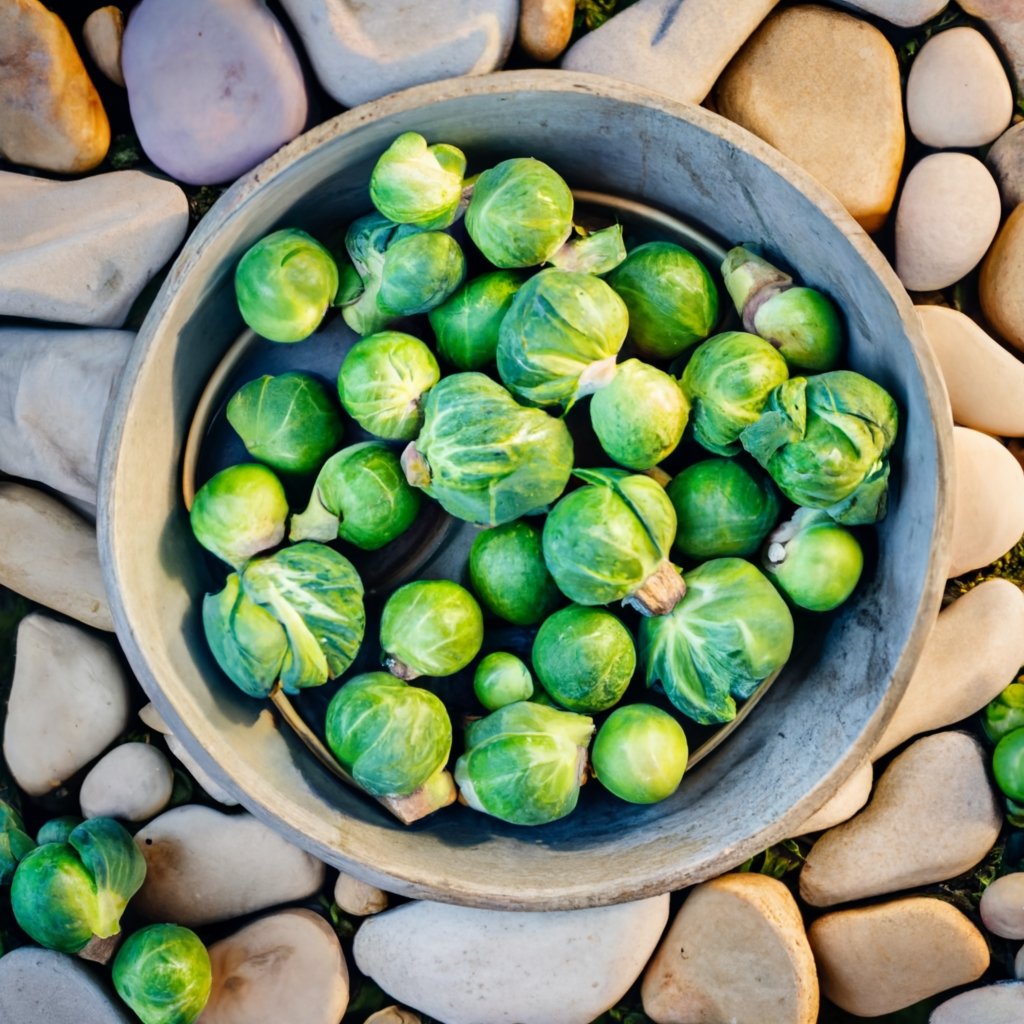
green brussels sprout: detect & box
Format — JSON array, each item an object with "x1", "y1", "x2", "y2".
[
  {"x1": 36, "y1": 816, "x2": 84, "y2": 846},
  {"x1": 113, "y1": 924, "x2": 212, "y2": 1024},
  {"x1": 496, "y1": 268, "x2": 629, "y2": 409},
  {"x1": 473, "y1": 653, "x2": 535, "y2": 711},
  {"x1": 667, "y1": 458, "x2": 781, "y2": 561},
  {"x1": 290, "y1": 442, "x2": 420, "y2": 550},
  {"x1": 428, "y1": 270, "x2": 526, "y2": 370},
  {"x1": 721, "y1": 246, "x2": 842, "y2": 371},
  {"x1": 465, "y1": 157, "x2": 574, "y2": 268},
  {"x1": 226, "y1": 372, "x2": 344, "y2": 475},
  {"x1": 548, "y1": 223, "x2": 627, "y2": 275},
  {"x1": 993, "y1": 727, "x2": 1024, "y2": 802},
  {"x1": 203, "y1": 542, "x2": 365, "y2": 697},
  {"x1": 377, "y1": 230, "x2": 466, "y2": 316},
  {"x1": 234, "y1": 228, "x2": 339, "y2": 343},
  {"x1": 740, "y1": 370, "x2": 899, "y2": 521},
  {"x1": 380, "y1": 579, "x2": 483, "y2": 680},
  {"x1": 339, "y1": 211, "x2": 410, "y2": 337},
  {"x1": 532, "y1": 605, "x2": 636, "y2": 713},
  {"x1": 10, "y1": 817, "x2": 146, "y2": 953},
  {"x1": 606, "y1": 241, "x2": 719, "y2": 359},
  {"x1": 542, "y1": 468, "x2": 685, "y2": 616},
  {"x1": 325, "y1": 672, "x2": 452, "y2": 798},
  {"x1": 983, "y1": 683, "x2": 1024, "y2": 745},
  {"x1": 337, "y1": 331, "x2": 440, "y2": 441},
  {"x1": 0, "y1": 800, "x2": 35, "y2": 885},
  {"x1": 401, "y1": 373, "x2": 574, "y2": 526},
  {"x1": 680, "y1": 331, "x2": 790, "y2": 456},
  {"x1": 589, "y1": 359, "x2": 690, "y2": 470},
  {"x1": 189, "y1": 463, "x2": 288, "y2": 569},
  {"x1": 591, "y1": 704, "x2": 688, "y2": 804},
  {"x1": 640, "y1": 557, "x2": 794, "y2": 724},
  {"x1": 763, "y1": 507, "x2": 864, "y2": 611},
  {"x1": 369, "y1": 131, "x2": 467, "y2": 229},
  {"x1": 454, "y1": 701, "x2": 595, "y2": 825},
  {"x1": 468, "y1": 519, "x2": 563, "y2": 626}
]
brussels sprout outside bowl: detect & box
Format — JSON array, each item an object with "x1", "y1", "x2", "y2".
[{"x1": 98, "y1": 71, "x2": 953, "y2": 911}]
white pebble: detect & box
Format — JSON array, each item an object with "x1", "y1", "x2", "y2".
[
  {"x1": 80, "y1": 742, "x2": 174, "y2": 822},
  {"x1": 981, "y1": 873, "x2": 1024, "y2": 939}
]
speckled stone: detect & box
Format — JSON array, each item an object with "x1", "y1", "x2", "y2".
[
  {"x1": 986, "y1": 122, "x2": 1024, "y2": 210},
  {"x1": 930, "y1": 981, "x2": 1024, "y2": 1023},
  {"x1": 981, "y1": 201, "x2": 1024, "y2": 354}
]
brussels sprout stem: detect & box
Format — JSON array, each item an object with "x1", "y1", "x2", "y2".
[
  {"x1": 381, "y1": 767, "x2": 457, "y2": 824},
  {"x1": 624, "y1": 560, "x2": 686, "y2": 617},
  {"x1": 400, "y1": 443, "x2": 432, "y2": 488},
  {"x1": 575, "y1": 356, "x2": 619, "y2": 399},
  {"x1": 721, "y1": 246, "x2": 791, "y2": 315},
  {"x1": 384, "y1": 654, "x2": 421, "y2": 681},
  {"x1": 77, "y1": 933, "x2": 122, "y2": 965},
  {"x1": 289, "y1": 493, "x2": 340, "y2": 544}
]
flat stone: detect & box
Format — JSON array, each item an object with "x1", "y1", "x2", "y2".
[
  {"x1": 895, "y1": 152, "x2": 1001, "y2": 292},
  {"x1": 980, "y1": 872, "x2": 1024, "y2": 939},
  {"x1": 0, "y1": 946, "x2": 132, "y2": 1024},
  {"x1": 133, "y1": 805, "x2": 326, "y2": 926},
  {"x1": 2, "y1": 613, "x2": 130, "y2": 798},
  {"x1": 981, "y1": 201, "x2": 1024, "y2": 354},
  {"x1": 354, "y1": 895, "x2": 669, "y2": 1024},
  {"x1": 829, "y1": 0, "x2": 950, "y2": 26},
  {"x1": 562, "y1": 0, "x2": 778, "y2": 106},
  {"x1": 906, "y1": 27, "x2": 1012, "y2": 148},
  {"x1": 641, "y1": 873, "x2": 818, "y2": 1024},
  {"x1": 334, "y1": 871, "x2": 389, "y2": 916},
  {"x1": 986, "y1": 122, "x2": 1024, "y2": 210},
  {"x1": 932, "y1": 982, "x2": 1024, "y2": 1023},
  {"x1": 0, "y1": 483, "x2": 113, "y2": 630},
  {"x1": 808, "y1": 897, "x2": 989, "y2": 1016},
  {"x1": 0, "y1": 0, "x2": 109, "y2": 172},
  {"x1": 278, "y1": 0, "x2": 517, "y2": 110},
  {"x1": 872, "y1": 579, "x2": 1024, "y2": 759},
  {"x1": 948, "y1": 426, "x2": 1024, "y2": 579},
  {"x1": 713, "y1": 4, "x2": 904, "y2": 233},
  {"x1": 800, "y1": 732, "x2": 1001, "y2": 907},
  {"x1": 202, "y1": 909, "x2": 349, "y2": 1024},
  {"x1": 786, "y1": 759, "x2": 873, "y2": 838},
  {"x1": 0, "y1": 171, "x2": 188, "y2": 328},
  {"x1": 917, "y1": 304, "x2": 1024, "y2": 436},
  {"x1": 83, "y1": 6, "x2": 125, "y2": 87},
  {"x1": 79, "y1": 742, "x2": 174, "y2": 823},
  {"x1": 122, "y1": 0, "x2": 308, "y2": 185}
]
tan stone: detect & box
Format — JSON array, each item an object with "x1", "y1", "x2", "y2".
[
  {"x1": 786, "y1": 759, "x2": 872, "y2": 838},
  {"x1": 808, "y1": 897, "x2": 989, "y2": 1017},
  {"x1": 714, "y1": 4, "x2": 904, "y2": 232},
  {"x1": 0, "y1": 0, "x2": 109, "y2": 172},
  {"x1": 519, "y1": 0, "x2": 574, "y2": 63},
  {"x1": 641, "y1": 873, "x2": 818, "y2": 1024},
  {"x1": 334, "y1": 872, "x2": 388, "y2": 917},
  {"x1": 980, "y1": 872, "x2": 1024, "y2": 939},
  {"x1": 83, "y1": 6, "x2": 125, "y2": 88},
  {"x1": 981, "y1": 202, "x2": 1024, "y2": 354}
]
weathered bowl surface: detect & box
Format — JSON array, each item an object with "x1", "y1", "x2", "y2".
[{"x1": 99, "y1": 71, "x2": 952, "y2": 910}]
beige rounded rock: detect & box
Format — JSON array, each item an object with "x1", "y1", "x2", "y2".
[
  {"x1": 949, "y1": 426, "x2": 1024, "y2": 578},
  {"x1": 79, "y1": 742, "x2": 174, "y2": 822},
  {"x1": 365, "y1": 1011, "x2": 420, "y2": 1024},
  {"x1": 895, "y1": 152, "x2": 1001, "y2": 291},
  {"x1": 981, "y1": 202, "x2": 1024, "y2": 354},
  {"x1": 930, "y1": 981, "x2": 1024, "y2": 1023},
  {"x1": 980, "y1": 873, "x2": 1024, "y2": 939},
  {"x1": 808, "y1": 897, "x2": 989, "y2": 1016},
  {"x1": 519, "y1": 0, "x2": 574, "y2": 62},
  {"x1": 334, "y1": 872, "x2": 388, "y2": 917},
  {"x1": 786, "y1": 759, "x2": 873, "y2": 838},
  {"x1": 641, "y1": 873, "x2": 818, "y2": 1024},
  {"x1": 83, "y1": 7, "x2": 125, "y2": 87},
  {"x1": 987, "y1": 121, "x2": 1024, "y2": 210},
  {"x1": 917, "y1": 304, "x2": 1024, "y2": 436}
]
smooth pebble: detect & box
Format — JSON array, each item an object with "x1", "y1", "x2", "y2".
[
  {"x1": 829, "y1": 0, "x2": 950, "y2": 26},
  {"x1": 986, "y1": 122, "x2": 1024, "y2": 210},
  {"x1": 83, "y1": 6, "x2": 125, "y2": 87},
  {"x1": 981, "y1": 201, "x2": 1024, "y2": 354},
  {"x1": 930, "y1": 981, "x2": 1024, "y2": 1023},
  {"x1": 980, "y1": 873, "x2": 1024, "y2": 939},
  {"x1": 335, "y1": 871, "x2": 388, "y2": 916},
  {"x1": 79, "y1": 742, "x2": 174, "y2": 822},
  {"x1": 519, "y1": 0, "x2": 574, "y2": 62}
]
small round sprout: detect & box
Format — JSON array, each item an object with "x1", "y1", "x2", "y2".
[
  {"x1": 592, "y1": 704, "x2": 688, "y2": 804},
  {"x1": 474, "y1": 652, "x2": 534, "y2": 711},
  {"x1": 993, "y1": 727, "x2": 1024, "y2": 802},
  {"x1": 378, "y1": 231, "x2": 466, "y2": 317},
  {"x1": 234, "y1": 228, "x2": 339, "y2": 343},
  {"x1": 337, "y1": 331, "x2": 440, "y2": 440},
  {"x1": 532, "y1": 605, "x2": 636, "y2": 713},
  {"x1": 112, "y1": 924, "x2": 212, "y2": 1024},
  {"x1": 380, "y1": 579, "x2": 484, "y2": 680},
  {"x1": 983, "y1": 683, "x2": 1024, "y2": 745},
  {"x1": 369, "y1": 131, "x2": 467, "y2": 229}
]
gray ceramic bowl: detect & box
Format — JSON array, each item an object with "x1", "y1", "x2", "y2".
[{"x1": 99, "y1": 71, "x2": 952, "y2": 910}]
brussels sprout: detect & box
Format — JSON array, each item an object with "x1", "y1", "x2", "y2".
[
  {"x1": 680, "y1": 331, "x2": 790, "y2": 456},
  {"x1": 380, "y1": 579, "x2": 483, "y2": 680},
  {"x1": 591, "y1": 704, "x2": 688, "y2": 804},
  {"x1": 548, "y1": 223, "x2": 627, "y2": 275},
  {"x1": 290, "y1": 442, "x2": 420, "y2": 550},
  {"x1": 721, "y1": 246, "x2": 842, "y2": 371},
  {"x1": 203, "y1": 542, "x2": 365, "y2": 696},
  {"x1": 473, "y1": 653, "x2": 535, "y2": 711},
  {"x1": 428, "y1": 269, "x2": 526, "y2": 370},
  {"x1": 589, "y1": 359, "x2": 690, "y2": 470},
  {"x1": 401, "y1": 373, "x2": 574, "y2": 526},
  {"x1": 763, "y1": 507, "x2": 864, "y2": 611},
  {"x1": 640, "y1": 557, "x2": 794, "y2": 724},
  {"x1": 667, "y1": 458, "x2": 781, "y2": 561},
  {"x1": 468, "y1": 519, "x2": 563, "y2": 626},
  {"x1": 234, "y1": 228, "x2": 339, "y2": 343},
  {"x1": 36, "y1": 816, "x2": 84, "y2": 846},
  {"x1": 0, "y1": 800, "x2": 35, "y2": 885},
  {"x1": 189, "y1": 463, "x2": 288, "y2": 569},
  {"x1": 740, "y1": 370, "x2": 899, "y2": 520},
  {"x1": 542, "y1": 468, "x2": 685, "y2": 616},
  {"x1": 378, "y1": 230, "x2": 466, "y2": 316},
  {"x1": 339, "y1": 211, "x2": 409, "y2": 336},
  {"x1": 226, "y1": 372, "x2": 344, "y2": 475},
  {"x1": 454, "y1": 701, "x2": 595, "y2": 825},
  {"x1": 983, "y1": 683, "x2": 1024, "y2": 745},
  {"x1": 465, "y1": 157, "x2": 574, "y2": 267},
  {"x1": 337, "y1": 331, "x2": 441, "y2": 441},
  {"x1": 994, "y1": 727, "x2": 1024, "y2": 802},
  {"x1": 10, "y1": 817, "x2": 146, "y2": 953},
  {"x1": 532, "y1": 605, "x2": 635, "y2": 713},
  {"x1": 325, "y1": 672, "x2": 453, "y2": 798},
  {"x1": 496, "y1": 268, "x2": 628, "y2": 409},
  {"x1": 606, "y1": 241, "x2": 719, "y2": 359},
  {"x1": 113, "y1": 924, "x2": 212, "y2": 1024},
  {"x1": 369, "y1": 131, "x2": 467, "y2": 229}
]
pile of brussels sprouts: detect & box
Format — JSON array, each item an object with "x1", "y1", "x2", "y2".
[{"x1": 188, "y1": 132, "x2": 899, "y2": 827}]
